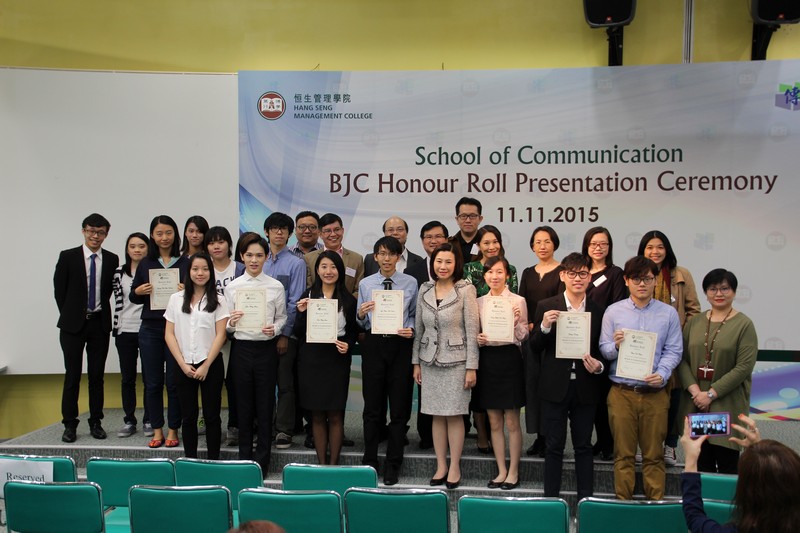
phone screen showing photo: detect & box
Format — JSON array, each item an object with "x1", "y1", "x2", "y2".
[{"x1": 688, "y1": 412, "x2": 731, "y2": 438}]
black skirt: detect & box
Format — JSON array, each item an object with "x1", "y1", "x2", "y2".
[
  {"x1": 476, "y1": 344, "x2": 526, "y2": 410},
  {"x1": 297, "y1": 342, "x2": 352, "y2": 411}
]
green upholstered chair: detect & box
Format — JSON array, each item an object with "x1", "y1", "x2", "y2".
[
  {"x1": 4, "y1": 480, "x2": 104, "y2": 533},
  {"x1": 281, "y1": 463, "x2": 378, "y2": 499},
  {"x1": 703, "y1": 498, "x2": 736, "y2": 526},
  {"x1": 129, "y1": 484, "x2": 232, "y2": 533},
  {"x1": 458, "y1": 494, "x2": 570, "y2": 533},
  {"x1": 344, "y1": 487, "x2": 449, "y2": 533},
  {"x1": 238, "y1": 487, "x2": 343, "y2": 533},
  {"x1": 86, "y1": 457, "x2": 175, "y2": 531},
  {"x1": 0, "y1": 453, "x2": 77, "y2": 482},
  {"x1": 577, "y1": 497, "x2": 686, "y2": 533},
  {"x1": 699, "y1": 473, "x2": 737, "y2": 502}
]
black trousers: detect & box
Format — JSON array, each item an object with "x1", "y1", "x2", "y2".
[
  {"x1": 60, "y1": 316, "x2": 109, "y2": 428},
  {"x1": 698, "y1": 440, "x2": 740, "y2": 474},
  {"x1": 233, "y1": 339, "x2": 279, "y2": 473},
  {"x1": 225, "y1": 339, "x2": 238, "y2": 429},
  {"x1": 361, "y1": 334, "x2": 413, "y2": 469},
  {"x1": 416, "y1": 383, "x2": 433, "y2": 446},
  {"x1": 176, "y1": 356, "x2": 224, "y2": 459},
  {"x1": 542, "y1": 380, "x2": 597, "y2": 501},
  {"x1": 114, "y1": 332, "x2": 149, "y2": 426}
]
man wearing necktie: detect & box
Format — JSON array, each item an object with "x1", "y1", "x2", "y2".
[
  {"x1": 356, "y1": 236, "x2": 418, "y2": 485},
  {"x1": 53, "y1": 214, "x2": 119, "y2": 443}
]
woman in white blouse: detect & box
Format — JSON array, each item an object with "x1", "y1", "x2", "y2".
[{"x1": 165, "y1": 252, "x2": 229, "y2": 459}]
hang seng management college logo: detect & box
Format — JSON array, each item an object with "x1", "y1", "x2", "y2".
[{"x1": 258, "y1": 92, "x2": 286, "y2": 120}]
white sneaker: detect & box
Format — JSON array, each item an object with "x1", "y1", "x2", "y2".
[
  {"x1": 117, "y1": 423, "x2": 137, "y2": 437},
  {"x1": 275, "y1": 432, "x2": 292, "y2": 449},
  {"x1": 664, "y1": 445, "x2": 677, "y2": 466},
  {"x1": 143, "y1": 422, "x2": 154, "y2": 438},
  {"x1": 635, "y1": 450, "x2": 642, "y2": 464}
]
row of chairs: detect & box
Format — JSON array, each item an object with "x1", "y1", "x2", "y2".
[{"x1": 0, "y1": 453, "x2": 737, "y2": 532}]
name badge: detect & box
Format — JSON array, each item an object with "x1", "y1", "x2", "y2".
[
  {"x1": 345, "y1": 267, "x2": 357, "y2": 278},
  {"x1": 593, "y1": 275, "x2": 607, "y2": 287}
]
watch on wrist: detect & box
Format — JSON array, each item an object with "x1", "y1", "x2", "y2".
[{"x1": 707, "y1": 390, "x2": 715, "y2": 400}]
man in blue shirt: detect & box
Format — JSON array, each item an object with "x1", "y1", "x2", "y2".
[
  {"x1": 263, "y1": 212, "x2": 307, "y2": 449},
  {"x1": 356, "y1": 236, "x2": 418, "y2": 485},
  {"x1": 600, "y1": 255, "x2": 683, "y2": 500}
]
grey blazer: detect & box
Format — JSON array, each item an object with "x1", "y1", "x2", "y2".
[{"x1": 412, "y1": 279, "x2": 480, "y2": 369}]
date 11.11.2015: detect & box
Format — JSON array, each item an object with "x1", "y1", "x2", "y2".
[{"x1": 496, "y1": 206, "x2": 599, "y2": 224}]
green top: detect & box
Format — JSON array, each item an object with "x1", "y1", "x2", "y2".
[
  {"x1": 463, "y1": 260, "x2": 518, "y2": 297},
  {"x1": 677, "y1": 311, "x2": 758, "y2": 450}
]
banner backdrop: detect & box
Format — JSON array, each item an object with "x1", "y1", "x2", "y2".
[{"x1": 239, "y1": 62, "x2": 800, "y2": 418}]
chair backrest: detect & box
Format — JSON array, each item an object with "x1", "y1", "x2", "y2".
[
  {"x1": 344, "y1": 487, "x2": 449, "y2": 533},
  {"x1": 238, "y1": 488, "x2": 343, "y2": 533},
  {"x1": 129, "y1": 484, "x2": 232, "y2": 533},
  {"x1": 282, "y1": 463, "x2": 378, "y2": 498},
  {"x1": 703, "y1": 498, "x2": 736, "y2": 526},
  {"x1": 458, "y1": 495, "x2": 569, "y2": 533},
  {"x1": 4, "y1": 480, "x2": 104, "y2": 533},
  {"x1": 577, "y1": 497, "x2": 686, "y2": 533},
  {"x1": 700, "y1": 473, "x2": 737, "y2": 502},
  {"x1": 174, "y1": 457, "x2": 262, "y2": 511},
  {"x1": 86, "y1": 457, "x2": 175, "y2": 507},
  {"x1": 0, "y1": 453, "x2": 77, "y2": 482}
]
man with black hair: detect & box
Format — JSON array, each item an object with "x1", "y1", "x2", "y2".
[
  {"x1": 54, "y1": 213, "x2": 119, "y2": 442},
  {"x1": 364, "y1": 216, "x2": 424, "y2": 276},
  {"x1": 454, "y1": 197, "x2": 483, "y2": 263},
  {"x1": 304, "y1": 213, "x2": 364, "y2": 298}
]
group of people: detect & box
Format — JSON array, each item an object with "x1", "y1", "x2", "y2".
[{"x1": 53, "y1": 195, "x2": 759, "y2": 499}]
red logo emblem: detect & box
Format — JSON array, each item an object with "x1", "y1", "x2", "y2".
[{"x1": 258, "y1": 92, "x2": 286, "y2": 120}]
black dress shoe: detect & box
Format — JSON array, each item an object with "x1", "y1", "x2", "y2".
[
  {"x1": 342, "y1": 436, "x2": 355, "y2": 447},
  {"x1": 304, "y1": 434, "x2": 315, "y2": 449},
  {"x1": 477, "y1": 445, "x2": 493, "y2": 454},
  {"x1": 89, "y1": 424, "x2": 107, "y2": 440},
  {"x1": 419, "y1": 440, "x2": 433, "y2": 450},
  {"x1": 445, "y1": 477, "x2": 461, "y2": 490},
  {"x1": 598, "y1": 450, "x2": 614, "y2": 461},
  {"x1": 526, "y1": 437, "x2": 546, "y2": 457},
  {"x1": 384, "y1": 466, "x2": 399, "y2": 486},
  {"x1": 430, "y1": 472, "x2": 448, "y2": 486},
  {"x1": 61, "y1": 427, "x2": 77, "y2": 443},
  {"x1": 487, "y1": 479, "x2": 504, "y2": 489},
  {"x1": 500, "y1": 479, "x2": 520, "y2": 490}
]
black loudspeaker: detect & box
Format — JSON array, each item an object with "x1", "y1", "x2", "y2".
[
  {"x1": 752, "y1": 1, "x2": 800, "y2": 24},
  {"x1": 584, "y1": 0, "x2": 636, "y2": 28}
]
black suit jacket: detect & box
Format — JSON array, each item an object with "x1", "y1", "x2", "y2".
[
  {"x1": 363, "y1": 249, "x2": 424, "y2": 277},
  {"x1": 405, "y1": 257, "x2": 431, "y2": 287},
  {"x1": 529, "y1": 293, "x2": 607, "y2": 404},
  {"x1": 54, "y1": 246, "x2": 119, "y2": 334}
]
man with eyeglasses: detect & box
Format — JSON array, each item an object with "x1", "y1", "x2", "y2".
[
  {"x1": 289, "y1": 211, "x2": 323, "y2": 258},
  {"x1": 530, "y1": 253, "x2": 607, "y2": 502},
  {"x1": 364, "y1": 216, "x2": 424, "y2": 276},
  {"x1": 356, "y1": 236, "x2": 418, "y2": 485},
  {"x1": 263, "y1": 212, "x2": 307, "y2": 450},
  {"x1": 304, "y1": 213, "x2": 364, "y2": 299},
  {"x1": 454, "y1": 197, "x2": 483, "y2": 262},
  {"x1": 599, "y1": 256, "x2": 683, "y2": 500},
  {"x1": 53, "y1": 213, "x2": 119, "y2": 443}
]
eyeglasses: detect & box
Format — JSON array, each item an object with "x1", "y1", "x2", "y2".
[
  {"x1": 376, "y1": 251, "x2": 398, "y2": 258},
  {"x1": 423, "y1": 234, "x2": 446, "y2": 241},
  {"x1": 630, "y1": 276, "x2": 655, "y2": 285},
  {"x1": 457, "y1": 213, "x2": 480, "y2": 221},
  {"x1": 268, "y1": 227, "x2": 288, "y2": 233},
  {"x1": 706, "y1": 286, "x2": 732, "y2": 295},
  {"x1": 565, "y1": 270, "x2": 590, "y2": 279},
  {"x1": 83, "y1": 229, "x2": 108, "y2": 237},
  {"x1": 588, "y1": 242, "x2": 609, "y2": 249},
  {"x1": 321, "y1": 227, "x2": 344, "y2": 236},
  {"x1": 297, "y1": 224, "x2": 318, "y2": 232}
]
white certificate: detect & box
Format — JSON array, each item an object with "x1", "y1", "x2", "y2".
[
  {"x1": 235, "y1": 288, "x2": 267, "y2": 333},
  {"x1": 149, "y1": 268, "x2": 179, "y2": 310},
  {"x1": 556, "y1": 311, "x2": 591, "y2": 359},
  {"x1": 616, "y1": 328, "x2": 657, "y2": 381},
  {"x1": 307, "y1": 298, "x2": 339, "y2": 343},
  {"x1": 481, "y1": 296, "x2": 514, "y2": 343},
  {"x1": 371, "y1": 290, "x2": 404, "y2": 335}
]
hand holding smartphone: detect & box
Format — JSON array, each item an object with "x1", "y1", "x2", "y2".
[{"x1": 688, "y1": 412, "x2": 731, "y2": 438}]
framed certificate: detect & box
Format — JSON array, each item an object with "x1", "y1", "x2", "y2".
[
  {"x1": 481, "y1": 296, "x2": 514, "y2": 343},
  {"x1": 371, "y1": 290, "x2": 404, "y2": 335},
  {"x1": 307, "y1": 298, "x2": 338, "y2": 343},
  {"x1": 555, "y1": 311, "x2": 591, "y2": 359},
  {"x1": 149, "y1": 268, "x2": 179, "y2": 311},
  {"x1": 235, "y1": 288, "x2": 267, "y2": 333},
  {"x1": 616, "y1": 328, "x2": 657, "y2": 381}
]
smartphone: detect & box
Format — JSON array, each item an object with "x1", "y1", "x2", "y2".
[{"x1": 688, "y1": 412, "x2": 731, "y2": 438}]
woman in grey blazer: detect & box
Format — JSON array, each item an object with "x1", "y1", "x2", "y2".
[{"x1": 412, "y1": 242, "x2": 480, "y2": 489}]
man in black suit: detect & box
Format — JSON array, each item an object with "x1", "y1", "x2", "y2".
[
  {"x1": 363, "y1": 216, "x2": 424, "y2": 276},
  {"x1": 53, "y1": 213, "x2": 119, "y2": 443},
  {"x1": 529, "y1": 252, "x2": 607, "y2": 501}
]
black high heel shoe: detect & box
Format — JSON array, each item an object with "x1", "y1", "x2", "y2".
[
  {"x1": 445, "y1": 477, "x2": 461, "y2": 490},
  {"x1": 430, "y1": 471, "x2": 448, "y2": 486}
]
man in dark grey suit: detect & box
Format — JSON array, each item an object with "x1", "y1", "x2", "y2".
[
  {"x1": 53, "y1": 213, "x2": 119, "y2": 443},
  {"x1": 363, "y1": 216, "x2": 424, "y2": 276}
]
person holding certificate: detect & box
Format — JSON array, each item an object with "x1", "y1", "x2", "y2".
[
  {"x1": 476, "y1": 256, "x2": 528, "y2": 490},
  {"x1": 412, "y1": 242, "x2": 479, "y2": 490},
  {"x1": 164, "y1": 252, "x2": 229, "y2": 459},
  {"x1": 294, "y1": 251, "x2": 358, "y2": 465},
  {"x1": 529, "y1": 253, "x2": 606, "y2": 501},
  {"x1": 356, "y1": 236, "x2": 418, "y2": 486},
  {"x1": 599, "y1": 256, "x2": 683, "y2": 500},
  {"x1": 224, "y1": 233, "x2": 287, "y2": 474},
  {"x1": 130, "y1": 215, "x2": 188, "y2": 448}
]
